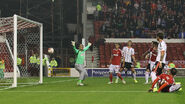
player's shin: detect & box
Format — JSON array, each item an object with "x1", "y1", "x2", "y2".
[
  {"x1": 145, "y1": 71, "x2": 150, "y2": 84},
  {"x1": 151, "y1": 72, "x2": 157, "y2": 89},
  {"x1": 151, "y1": 72, "x2": 157, "y2": 82},
  {"x1": 132, "y1": 71, "x2": 138, "y2": 83},
  {"x1": 132, "y1": 71, "x2": 136, "y2": 80},
  {"x1": 125, "y1": 71, "x2": 128, "y2": 77},
  {"x1": 109, "y1": 73, "x2": 113, "y2": 82},
  {"x1": 117, "y1": 73, "x2": 123, "y2": 80}
]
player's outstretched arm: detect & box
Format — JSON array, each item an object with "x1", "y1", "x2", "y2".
[
  {"x1": 83, "y1": 42, "x2": 92, "y2": 51},
  {"x1": 71, "y1": 41, "x2": 79, "y2": 53},
  {"x1": 142, "y1": 49, "x2": 150, "y2": 58},
  {"x1": 71, "y1": 41, "x2": 75, "y2": 46}
]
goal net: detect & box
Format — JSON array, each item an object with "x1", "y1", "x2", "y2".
[{"x1": 0, "y1": 15, "x2": 43, "y2": 88}]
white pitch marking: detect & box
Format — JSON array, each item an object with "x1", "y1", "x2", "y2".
[
  {"x1": 0, "y1": 90, "x2": 147, "y2": 93},
  {"x1": 44, "y1": 79, "x2": 78, "y2": 84},
  {"x1": 0, "y1": 79, "x2": 77, "y2": 91}
]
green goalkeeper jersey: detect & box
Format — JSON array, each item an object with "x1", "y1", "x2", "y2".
[{"x1": 73, "y1": 45, "x2": 90, "y2": 64}]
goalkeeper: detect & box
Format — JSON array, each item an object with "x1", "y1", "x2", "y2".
[
  {"x1": 71, "y1": 41, "x2": 92, "y2": 86},
  {"x1": 0, "y1": 59, "x2": 5, "y2": 79}
]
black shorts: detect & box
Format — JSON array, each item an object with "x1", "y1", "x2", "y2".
[
  {"x1": 160, "y1": 85, "x2": 171, "y2": 92},
  {"x1": 124, "y1": 62, "x2": 134, "y2": 70},
  {"x1": 155, "y1": 61, "x2": 165, "y2": 76}
]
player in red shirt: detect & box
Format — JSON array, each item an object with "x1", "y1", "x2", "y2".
[
  {"x1": 143, "y1": 41, "x2": 158, "y2": 84},
  {"x1": 149, "y1": 68, "x2": 181, "y2": 93},
  {"x1": 108, "y1": 44, "x2": 126, "y2": 84}
]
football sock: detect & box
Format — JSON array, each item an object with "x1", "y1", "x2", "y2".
[
  {"x1": 145, "y1": 71, "x2": 149, "y2": 83},
  {"x1": 109, "y1": 73, "x2": 113, "y2": 82},
  {"x1": 133, "y1": 72, "x2": 136, "y2": 80},
  {"x1": 151, "y1": 72, "x2": 157, "y2": 82},
  {"x1": 117, "y1": 73, "x2": 123, "y2": 80}
]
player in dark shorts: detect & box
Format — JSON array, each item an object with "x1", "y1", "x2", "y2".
[
  {"x1": 120, "y1": 40, "x2": 138, "y2": 83},
  {"x1": 153, "y1": 33, "x2": 167, "y2": 76}
]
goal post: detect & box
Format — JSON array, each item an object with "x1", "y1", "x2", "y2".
[{"x1": 0, "y1": 14, "x2": 43, "y2": 88}]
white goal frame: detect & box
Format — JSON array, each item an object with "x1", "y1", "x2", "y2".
[{"x1": 11, "y1": 14, "x2": 43, "y2": 87}]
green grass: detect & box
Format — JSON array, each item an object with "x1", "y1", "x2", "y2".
[{"x1": 0, "y1": 77, "x2": 184, "y2": 104}]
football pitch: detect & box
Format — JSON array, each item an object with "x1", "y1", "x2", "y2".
[{"x1": 0, "y1": 77, "x2": 184, "y2": 104}]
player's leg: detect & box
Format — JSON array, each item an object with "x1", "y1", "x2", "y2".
[
  {"x1": 81, "y1": 66, "x2": 88, "y2": 80},
  {"x1": 75, "y1": 64, "x2": 85, "y2": 85},
  {"x1": 169, "y1": 84, "x2": 181, "y2": 92},
  {"x1": 108, "y1": 64, "x2": 114, "y2": 84},
  {"x1": 150, "y1": 62, "x2": 157, "y2": 83},
  {"x1": 124, "y1": 62, "x2": 128, "y2": 77},
  {"x1": 115, "y1": 65, "x2": 126, "y2": 84},
  {"x1": 127, "y1": 62, "x2": 137, "y2": 83},
  {"x1": 124, "y1": 68, "x2": 128, "y2": 77},
  {"x1": 0, "y1": 69, "x2": 3, "y2": 79},
  {"x1": 155, "y1": 61, "x2": 165, "y2": 76},
  {"x1": 1, "y1": 69, "x2": 4, "y2": 79},
  {"x1": 131, "y1": 67, "x2": 138, "y2": 83},
  {"x1": 145, "y1": 64, "x2": 150, "y2": 84},
  {"x1": 152, "y1": 61, "x2": 165, "y2": 91},
  {"x1": 151, "y1": 62, "x2": 158, "y2": 91}
]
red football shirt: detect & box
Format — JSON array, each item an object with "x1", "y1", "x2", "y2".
[
  {"x1": 158, "y1": 74, "x2": 174, "y2": 85},
  {"x1": 150, "y1": 49, "x2": 157, "y2": 62},
  {"x1": 149, "y1": 48, "x2": 157, "y2": 62},
  {"x1": 111, "y1": 49, "x2": 122, "y2": 65}
]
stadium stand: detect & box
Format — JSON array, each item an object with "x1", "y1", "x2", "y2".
[
  {"x1": 89, "y1": 0, "x2": 185, "y2": 68},
  {"x1": 93, "y1": 0, "x2": 184, "y2": 39}
]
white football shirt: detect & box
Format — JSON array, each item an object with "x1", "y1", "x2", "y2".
[
  {"x1": 122, "y1": 46, "x2": 135, "y2": 63},
  {"x1": 156, "y1": 40, "x2": 167, "y2": 63}
]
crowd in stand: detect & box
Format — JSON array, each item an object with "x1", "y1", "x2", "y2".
[{"x1": 94, "y1": 0, "x2": 185, "y2": 38}]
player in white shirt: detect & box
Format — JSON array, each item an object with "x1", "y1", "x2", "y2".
[
  {"x1": 151, "y1": 33, "x2": 167, "y2": 92},
  {"x1": 119, "y1": 40, "x2": 138, "y2": 83},
  {"x1": 153, "y1": 32, "x2": 167, "y2": 76}
]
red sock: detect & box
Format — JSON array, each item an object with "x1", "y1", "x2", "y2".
[
  {"x1": 109, "y1": 73, "x2": 113, "y2": 82},
  {"x1": 117, "y1": 73, "x2": 123, "y2": 80}
]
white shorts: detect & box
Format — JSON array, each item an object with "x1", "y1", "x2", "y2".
[
  {"x1": 169, "y1": 84, "x2": 181, "y2": 92},
  {"x1": 150, "y1": 61, "x2": 155, "y2": 71},
  {"x1": 109, "y1": 64, "x2": 120, "y2": 73}
]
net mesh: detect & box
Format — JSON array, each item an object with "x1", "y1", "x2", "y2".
[{"x1": 0, "y1": 16, "x2": 42, "y2": 88}]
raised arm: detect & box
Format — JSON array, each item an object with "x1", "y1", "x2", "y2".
[
  {"x1": 83, "y1": 42, "x2": 92, "y2": 51},
  {"x1": 142, "y1": 49, "x2": 150, "y2": 58},
  {"x1": 71, "y1": 41, "x2": 79, "y2": 53}
]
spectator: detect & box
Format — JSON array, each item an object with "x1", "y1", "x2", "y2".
[
  {"x1": 93, "y1": 0, "x2": 185, "y2": 38},
  {"x1": 94, "y1": 8, "x2": 99, "y2": 20},
  {"x1": 96, "y1": 3, "x2": 102, "y2": 11},
  {"x1": 135, "y1": 61, "x2": 141, "y2": 68},
  {"x1": 168, "y1": 61, "x2": 176, "y2": 68},
  {"x1": 49, "y1": 58, "x2": 58, "y2": 68}
]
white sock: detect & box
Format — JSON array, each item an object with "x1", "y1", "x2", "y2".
[
  {"x1": 151, "y1": 71, "x2": 157, "y2": 88},
  {"x1": 145, "y1": 71, "x2": 149, "y2": 83},
  {"x1": 133, "y1": 72, "x2": 136, "y2": 80},
  {"x1": 151, "y1": 72, "x2": 157, "y2": 82}
]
